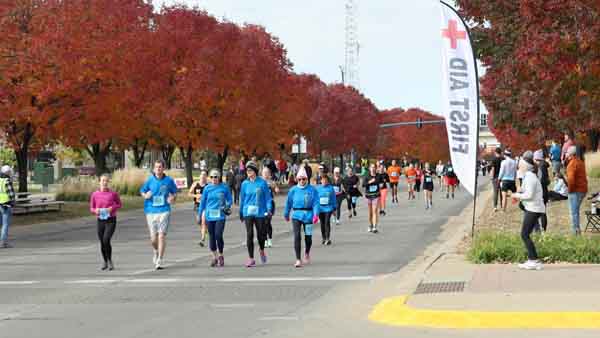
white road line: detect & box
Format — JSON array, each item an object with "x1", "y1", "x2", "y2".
[
  {"x1": 217, "y1": 276, "x2": 373, "y2": 283},
  {"x1": 0, "y1": 281, "x2": 39, "y2": 285},
  {"x1": 259, "y1": 316, "x2": 299, "y2": 321},
  {"x1": 125, "y1": 278, "x2": 180, "y2": 283},
  {"x1": 210, "y1": 303, "x2": 256, "y2": 309},
  {"x1": 65, "y1": 279, "x2": 121, "y2": 284}
]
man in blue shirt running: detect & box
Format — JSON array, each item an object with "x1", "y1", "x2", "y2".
[{"x1": 140, "y1": 160, "x2": 178, "y2": 270}]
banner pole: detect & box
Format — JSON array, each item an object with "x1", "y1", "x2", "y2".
[{"x1": 440, "y1": 1, "x2": 481, "y2": 239}]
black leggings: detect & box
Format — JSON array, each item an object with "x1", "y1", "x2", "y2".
[
  {"x1": 97, "y1": 217, "x2": 117, "y2": 262},
  {"x1": 346, "y1": 195, "x2": 357, "y2": 211},
  {"x1": 414, "y1": 180, "x2": 422, "y2": 192},
  {"x1": 207, "y1": 220, "x2": 225, "y2": 253},
  {"x1": 245, "y1": 217, "x2": 266, "y2": 258},
  {"x1": 521, "y1": 211, "x2": 542, "y2": 260},
  {"x1": 292, "y1": 219, "x2": 312, "y2": 260},
  {"x1": 335, "y1": 195, "x2": 344, "y2": 219},
  {"x1": 319, "y1": 212, "x2": 332, "y2": 240},
  {"x1": 266, "y1": 201, "x2": 275, "y2": 239}
]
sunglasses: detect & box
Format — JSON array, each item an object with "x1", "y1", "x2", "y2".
[
  {"x1": 210, "y1": 176, "x2": 219, "y2": 179},
  {"x1": 298, "y1": 178, "x2": 307, "y2": 181}
]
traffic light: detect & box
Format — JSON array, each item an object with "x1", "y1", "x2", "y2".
[{"x1": 416, "y1": 117, "x2": 423, "y2": 129}]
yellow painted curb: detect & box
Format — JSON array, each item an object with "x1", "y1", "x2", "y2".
[{"x1": 369, "y1": 296, "x2": 600, "y2": 329}]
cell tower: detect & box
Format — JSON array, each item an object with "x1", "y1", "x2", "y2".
[{"x1": 344, "y1": 0, "x2": 360, "y2": 89}]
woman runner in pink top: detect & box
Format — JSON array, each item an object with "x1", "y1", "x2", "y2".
[{"x1": 90, "y1": 174, "x2": 122, "y2": 271}]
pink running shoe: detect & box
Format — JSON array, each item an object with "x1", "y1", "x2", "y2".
[
  {"x1": 295, "y1": 260, "x2": 303, "y2": 268},
  {"x1": 246, "y1": 258, "x2": 256, "y2": 268},
  {"x1": 303, "y1": 253, "x2": 311, "y2": 265}
]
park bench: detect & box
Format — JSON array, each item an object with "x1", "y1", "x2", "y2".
[
  {"x1": 584, "y1": 211, "x2": 600, "y2": 233},
  {"x1": 13, "y1": 192, "x2": 65, "y2": 215}
]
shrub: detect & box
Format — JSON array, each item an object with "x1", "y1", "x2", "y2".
[
  {"x1": 56, "y1": 176, "x2": 96, "y2": 201},
  {"x1": 112, "y1": 168, "x2": 150, "y2": 196},
  {"x1": 586, "y1": 152, "x2": 600, "y2": 178},
  {"x1": 468, "y1": 231, "x2": 600, "y2": 264}
]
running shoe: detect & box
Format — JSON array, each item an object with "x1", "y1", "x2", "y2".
[
  {"x1": 153, "y1": 252, "x2": 159, "y2": 265},
  {"x1": 326, "y1": 239, "x2": 332, "y2": 246},
  {"x1": 155, "y1": 259, "x2": 164, "y2": 270},
  {"x1": 303, "y1": 253, "x2": 311, "y2": 265},
  {"x1": 210, "y1": 258, "x2": 218, "y2": 267},
  {"x1": 348, "y1": 214, "x2": 353, "y2": 219},
  {"x1": 218, "y1": 256, "x2": 225, "y2": 267},
  {"x1": 372, "y1": 227, "x2": 379, "y2": 234},
  {"x1": 100, "y1": 262, "x2": 108, "y2": 271},
  {"x1": 107, "y1": 260, "x2": 114, "y2": 271},
  {"x1": 265, "y1": 238, "x2": 272, "y2": 248},
  {"x1": 0, "y1": 241, "x2": 12, "y2": 248},
  {"x1": 322, "y1": 239, "x2": 326, "y2": 245},
  {"x1": 452, "y1": 193, "x2": 455, "y2": 199},
  {"x1": 336, "y1": 219, "x2": 340, "y2": 225},
  {"x1": 295, "y1": 260, "x2": 303, "y2": 268},
  {"x1": 446, "y1": 193, "x2": 450, "y2": 199},
  {"x1": 381, "y1": 210, "x2": 386, "y2": 216},
  {"x1": 518, "y1": 260, "x2": 542, "y2": 270},
  {"x1": 246, "y1": 258, "x2": 256, "y2": 268},
  {"x1": 368, "y1": 226, "x2": 373, "y2": 233},
  {"x1": 353, "y1": 210, "x2": 357, "y2": 216},
  {"x1": 260, "y1": 250, "x2": 267, "y2": 264},
  {"x1": 198, "y1": 240, "x2": 205, "y2": 247}
]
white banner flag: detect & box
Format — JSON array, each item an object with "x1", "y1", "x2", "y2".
[{"x1": 439, "y1": 1, "x2": 479, "y2": 196}]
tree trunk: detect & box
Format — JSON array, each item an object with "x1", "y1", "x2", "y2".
[
  {"x1": 161, "y1": 144, "x2": 175, "y2": 169},
  {"x1": 217, "y1": 145, "x2": 229, "y2": 173},
  {"x1": 131, "y1": 139, "x2": 148, "y2": 167},
  {"x1": 180, "y1": 143, "x2": 194, "y2": 188},
  {"x1": 339, "y1": 153, "x2": 344, "y2": 171},
  {"x1": 85, "y1": 141, "x2": 112, "y2": 176},
  {"x1": 588, "y1": 129, "x2": 599, "y2": 152},
  {"x1": 15, "y1": 144, "x2": 29, "y2": 193}
]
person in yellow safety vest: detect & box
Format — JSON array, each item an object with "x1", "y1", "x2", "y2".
[{"x1": 0, "y1": 165, "x2": 16, "y2": 248}]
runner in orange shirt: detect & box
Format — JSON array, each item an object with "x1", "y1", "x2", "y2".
[
  {"x1": 386, "y1": 160, "x2": 402, "y2": 203},
  {"x1": 405, "y1": 163, "x2": 417, "y2": 200}
]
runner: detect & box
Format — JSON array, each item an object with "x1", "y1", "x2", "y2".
[
  {"x1": 443, "y1": 161, "x2": 458, "y2": 199},
  {"x1": 377, "y1": 164, "x2": 390, "y2": 216},
  {"x1": 422, "y1": 163, "x2": 435, "y2": 209},
  {"x1": 316, "y1": 174, "x2": 336, "y2": 245},
  {"x1": 364, "y1": 164, "x2": 383, "y2": 233},
  {"x1": 387, "y1": 160, "x2": 402, "y2": 203},
  {"x1": 197, "y1": 169, "x2": 233, "y2": 267},
  {"x1": 140, "y1": 160, "x2": 178, "y2": 270},
  {"x1": 343, "y1": 167, "x2": 361, "y2": 219},
  {"x1": 414, "y1": 163, "x2": 423, "y2": 197},
  {"x1": 284, "y1": 166, "x2": 320, "y2": 268},
  {"x1": 405, "y1": 163, "x2": 417, "y2": 200},
  {"x1": 498, "y1": 149, "x2": 517, "y2": 211},
  {"x1": 262, "y1": 167, "x2": 279, "y2": 248},
  {"x1": 188, "y1": 170, "x2": 208, "y2": 246},
  {"x1": 239, "y1": 161, "x2": 273, "y2": 267},
  {"x1": 331, "y1": 167, "x2": 345, "y2": 225},
  {"x1": 89, "y1": 174, "x2": 122, "y2": 271},
  {"x1": 435, "y1": 160, "x2": 445, "y2": 192}
]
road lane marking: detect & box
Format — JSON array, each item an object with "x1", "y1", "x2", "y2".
[
  {"x1": 210, "y1": 303, "x2": 256, "y2": 308},
  {"x1": 0, "y1": 281, "x2": 39, "y2": 285},
  {"x1": 217, "y1": 276, "x2": 373, "y2": 283},
  {"x1": 259, "y1": 316, "x2": 299, "y2": 321},
  {"x1": 369, "y1": 295, "x2": 600, "y2": 329},
  {"x1": 65, "y1": 279, "x2": 121, "y2": 284},
  {"x1": 125, "y1": 278, "x2": 180, "y2": 283}
]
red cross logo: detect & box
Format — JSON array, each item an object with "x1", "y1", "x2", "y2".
[{"x1": 442, "y1": 20, "x2": 466, "y2": 49}]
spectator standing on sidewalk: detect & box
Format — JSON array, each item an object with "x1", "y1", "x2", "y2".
[
  {"x1": 549, "y1": 140, "x2": 562, "y2": 175},
  {"x1": 565, "y1": 146, "x2": 588, "y2": 235},
  {"x1": 490, "y1": 147, "x2": 504, "y2": 212},
  {"x1": 512, "y1": 155, "x2": 545, "y2": 271},
  {"x1": 0, "y1": 165, "x2": 16, "y2": 248}
]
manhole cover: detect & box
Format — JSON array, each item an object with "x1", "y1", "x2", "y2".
[{"x1": 414, "y1": 281, "x2": 465, "y2": 294}]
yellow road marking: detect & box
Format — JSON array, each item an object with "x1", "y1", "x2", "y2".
[{"x1": 369, "y1": 296, "x2": 600, "y2": 329}]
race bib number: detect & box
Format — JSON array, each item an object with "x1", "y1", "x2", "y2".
[
  {"x1": 208, "y1": 209, "x2": 221, "y2": 218},
  {"x1": 391, "y1": 172, "x2": 398, "y2": 177},
  {"x1": 247, "y1": 205, "x2": 258, "y2": 216},
  {"x1": 333, "y1": 186, "x2": 340, "y2": 193},
  {"x1": 448, "y1": 168, "x2": 454, "y2": 173},
  {"x1": 320, "y1": 197, "x2": 329, "y2": 205},
  {"x1": 425, "y1": 177, "x2": 433, "y2": 183},
  {"x1": 152, "y1": 195, "x2": 165, "y2": 207},
  {"x1": 351, "y1": 196, "x2": 358, "y2": 204},
  {"x1": 305, "y1": 223, "x2": 313, "y2": 235},
  {"x1": 99, "y1": 208, "x2": 110, "y2": 220},
  {"x1": 369, "y1": 185, "x2": 378, "y2": 193}
]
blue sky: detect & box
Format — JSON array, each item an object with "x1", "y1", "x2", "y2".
[{"x1": 154, "y1": 0, "x2": 448, "y2": 115}]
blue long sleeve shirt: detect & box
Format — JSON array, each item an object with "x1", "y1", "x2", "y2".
[
  {"x1": 140, "y1": 175, "x2": 178, "y2": 214},
  {"x1": 198, "y1": 183, "x2": 232, "y2": 222},
  {"x1": 240, "y1": 177, "x2": 273, "y2": 219},
  {"x1": 284, "y1": 185, "x2": 320, "y2": 224},
  {"x1": 316, "y1": 184, "x2": 336, "y2": 213}
]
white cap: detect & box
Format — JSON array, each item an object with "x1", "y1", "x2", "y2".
[{"x1": 1, "y1": 165, "x2": 12, "y2": 175}]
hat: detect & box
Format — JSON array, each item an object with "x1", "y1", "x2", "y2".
[
  {"x1": 296, "y1": 166, "x2": 308, "y2": 179},
  {"x1": 333, "y1": 167, "x2": 341, "y2": 173},
  {"x1": 522, "y1": 151, "x2": 534, "y2": 161},
  {"x1": 0, "y1": 165, "x2": 11, "y2": 175},
  {"x1": 533, "y1": 150, "x2": 544, "y2": 161},
  {"x1": 246, "y1": 161, "x2": 259, "y2": 174},
  {"x1": 504, "y1": 149, "x2": 512, "y2": 156},
  {"x1": 209, "y1": 169, "x2": 221, "y2": 177},
  {"x1": 567, "y1": 146, "x2": 577, "y2": 156}
]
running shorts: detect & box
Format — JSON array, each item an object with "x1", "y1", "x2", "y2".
[
  {"x1": 445, "y1": 176, "x2": 458, "y2": 186},
  {"x1": 501, "y1": 180, "x2": 517, "y2": 193},
  {"x1": 423, "y1": 182, "x2": 434, "y2": 192},
  {"x1": 366, "y1": 197, "x2": 380, "y2": 205},
  {"x1": 390, "y1": 182, "x2": 398, "y2": 188},
  {"x1": 146, "y1": 212, "x2": 170, "y2": 235}
]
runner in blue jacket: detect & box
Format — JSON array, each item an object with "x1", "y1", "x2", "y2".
[
  {"x1": 198, "y1": 169, "x2": 232, "y2": 268},
  {"x1": 239, "y1": 161, "x2": 273, "y2": 267},
  {"x1": 284, "y1": 167, "x2": 320, "y2": 268},
  {"x1": 316, "y1": 175, "x2": 336, "y2": 246}
]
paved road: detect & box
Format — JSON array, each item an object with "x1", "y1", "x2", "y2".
[{"x1": 0, "y1": 179, "x2": 481, "y2": 338}]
